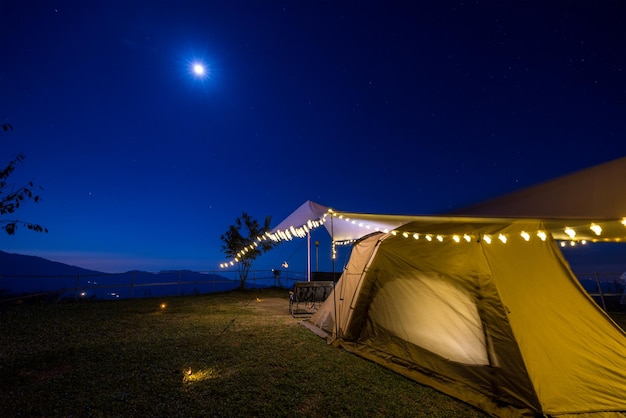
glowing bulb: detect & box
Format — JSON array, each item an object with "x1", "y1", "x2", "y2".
[
  {"x1": 564, "y1": 227, "x2": 576, "y2": 239},
  {"x1": 413, "y1": 233, "x2": 419, "y2": 239},
  {"x1": 483, "y1": 235, "x2": 492, "y2": 244},
  {"x1": 436, "y1": 235, "x2": 443, "y2": 242},
  {"x1": 537, "y1": 231, "x2": 547, "y2": 241},
  {"x1": 402, "y1": 232, "x2": 409, "y2": 238},
  {"x1": 463, "y1": 234, "x2": 471, "y2": 242},
  {"x1": 520, "y1": 231, "x2": 530, "y2": 241},
  {"x1": 160, "y1": 303, "x2": 167, "y2": 309},
  {"x1": 590, "y1": 224, "x2": 602, "y2": 236},
  {"x1": 391, "y1": 230, "x2": 397, "y2": 235},
  {"x1": 498, "y1": 234, "x2": 507, "y2": 243},
  {"x1": 425, "y1": 234, "x2": 433, "y2": 241},
  {"x1": 453, "y1": 235, "x2": 460, "y2": 243},
  {"x1": 622, "y1": 218, "x2": 626, "y2": 227}
]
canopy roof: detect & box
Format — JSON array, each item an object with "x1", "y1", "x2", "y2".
[{"x1": 451, "y1": 155, "x2": 626, "y2": 219}]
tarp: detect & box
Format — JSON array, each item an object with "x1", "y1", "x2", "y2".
[{"x1": 451, "y1": 155, "x2": 626, "y2": 219}]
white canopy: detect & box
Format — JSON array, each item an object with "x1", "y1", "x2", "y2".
[{"x1": 271, "y1": 200, "x2": 426, "y2": 243}]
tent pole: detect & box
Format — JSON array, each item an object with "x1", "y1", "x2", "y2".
[
  {"x1": 307, "y1": 231, "x2": 311, "y2": 282},
  {"x1": 331, "y1": 216, "x2": 335, "y2": 278},
  {"x1": 331, "y1": 215, "x2": 339, "y2": 338}
]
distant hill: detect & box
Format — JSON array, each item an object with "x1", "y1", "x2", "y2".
[
  {"x1": 0, "y1": 250, "x2": 105, "y2": 277},
  {"x1": 0, "y1": 251, "x2": 242, "y2": 301}
]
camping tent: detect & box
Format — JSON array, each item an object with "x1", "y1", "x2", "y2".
[{"x1": 308, "y1": 218, "x2": 626, "y2": 417}]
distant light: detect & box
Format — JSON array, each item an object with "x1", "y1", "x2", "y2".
[
  {"x1": 520, "y1": 231, "x2": 530, "y2": 241},
  {"x1": 160, "y1": 303, "x2": 167, "y2": 309}
]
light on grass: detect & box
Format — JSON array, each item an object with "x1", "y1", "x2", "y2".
[{"x1": 183, "y1": 367, "x2": 219, "y2": 384}]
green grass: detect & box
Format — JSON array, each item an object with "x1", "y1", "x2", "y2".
[{"x1": 1, "y1": 289, "x2": 624, "y2": 417}]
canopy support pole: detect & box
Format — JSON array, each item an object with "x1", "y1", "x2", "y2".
[{"x1": 307, "y1": 231, "x2": 311, "y2": 282}]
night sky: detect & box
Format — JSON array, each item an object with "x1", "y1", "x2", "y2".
[{"x1": 2, "y1": 1, "x2": 626, "y2": 273}]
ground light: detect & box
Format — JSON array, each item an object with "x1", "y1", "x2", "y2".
[{"x1": 182, "y1": 367, "x2": 219, "y2": 384}]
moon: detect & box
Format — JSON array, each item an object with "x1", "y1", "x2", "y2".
[{"x1": 192, "y1": 62, "x2": 206, "y2": 76}]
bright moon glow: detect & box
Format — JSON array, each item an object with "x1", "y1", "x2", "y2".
[{"x1": 192, "y1": 63, "x2": 206, "y2": 76}]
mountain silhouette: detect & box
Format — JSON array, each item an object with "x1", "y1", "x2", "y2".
[{"x1": 0, "y1": 250, "x2": 105, "y2": 277}]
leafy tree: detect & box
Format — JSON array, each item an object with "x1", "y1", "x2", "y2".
[
  {"x1": 220, "y1": 212, "x2": 276, "y2": 290},
  {"x1": 1, "y1": 121, "x2": 47, "y2": 235}
]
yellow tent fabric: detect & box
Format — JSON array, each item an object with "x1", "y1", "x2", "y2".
[{"x1": 309, "y1": 219, "x2": 626, "y2": 417}]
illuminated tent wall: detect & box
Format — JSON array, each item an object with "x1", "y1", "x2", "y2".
[{"x1": 308, "y1": 218, "x2": 626, "y2": 417}]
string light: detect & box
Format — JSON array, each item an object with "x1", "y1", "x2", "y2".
[
  {"x1": 590, "y1": 224, "x2": 602, "y2": 236},
  {"x1": 219, "y1": 209, "x2": 626, "y2": 267}
]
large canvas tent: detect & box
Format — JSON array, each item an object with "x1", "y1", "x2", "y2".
[
  {"x1": 270, "y1": 158, "x2": 626, "y2": 417},
  {"x1": 308, "y1": 218, "x2": 626, "y2": 417}
]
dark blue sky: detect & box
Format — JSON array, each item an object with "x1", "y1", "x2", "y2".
[{"x1": 2, "y1": 1, "x2": 626, "y2": 273}]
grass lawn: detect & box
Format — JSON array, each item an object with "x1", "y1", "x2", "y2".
[{"x1": 1, "y1": 289, "x2": 624, "y2": 417}]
